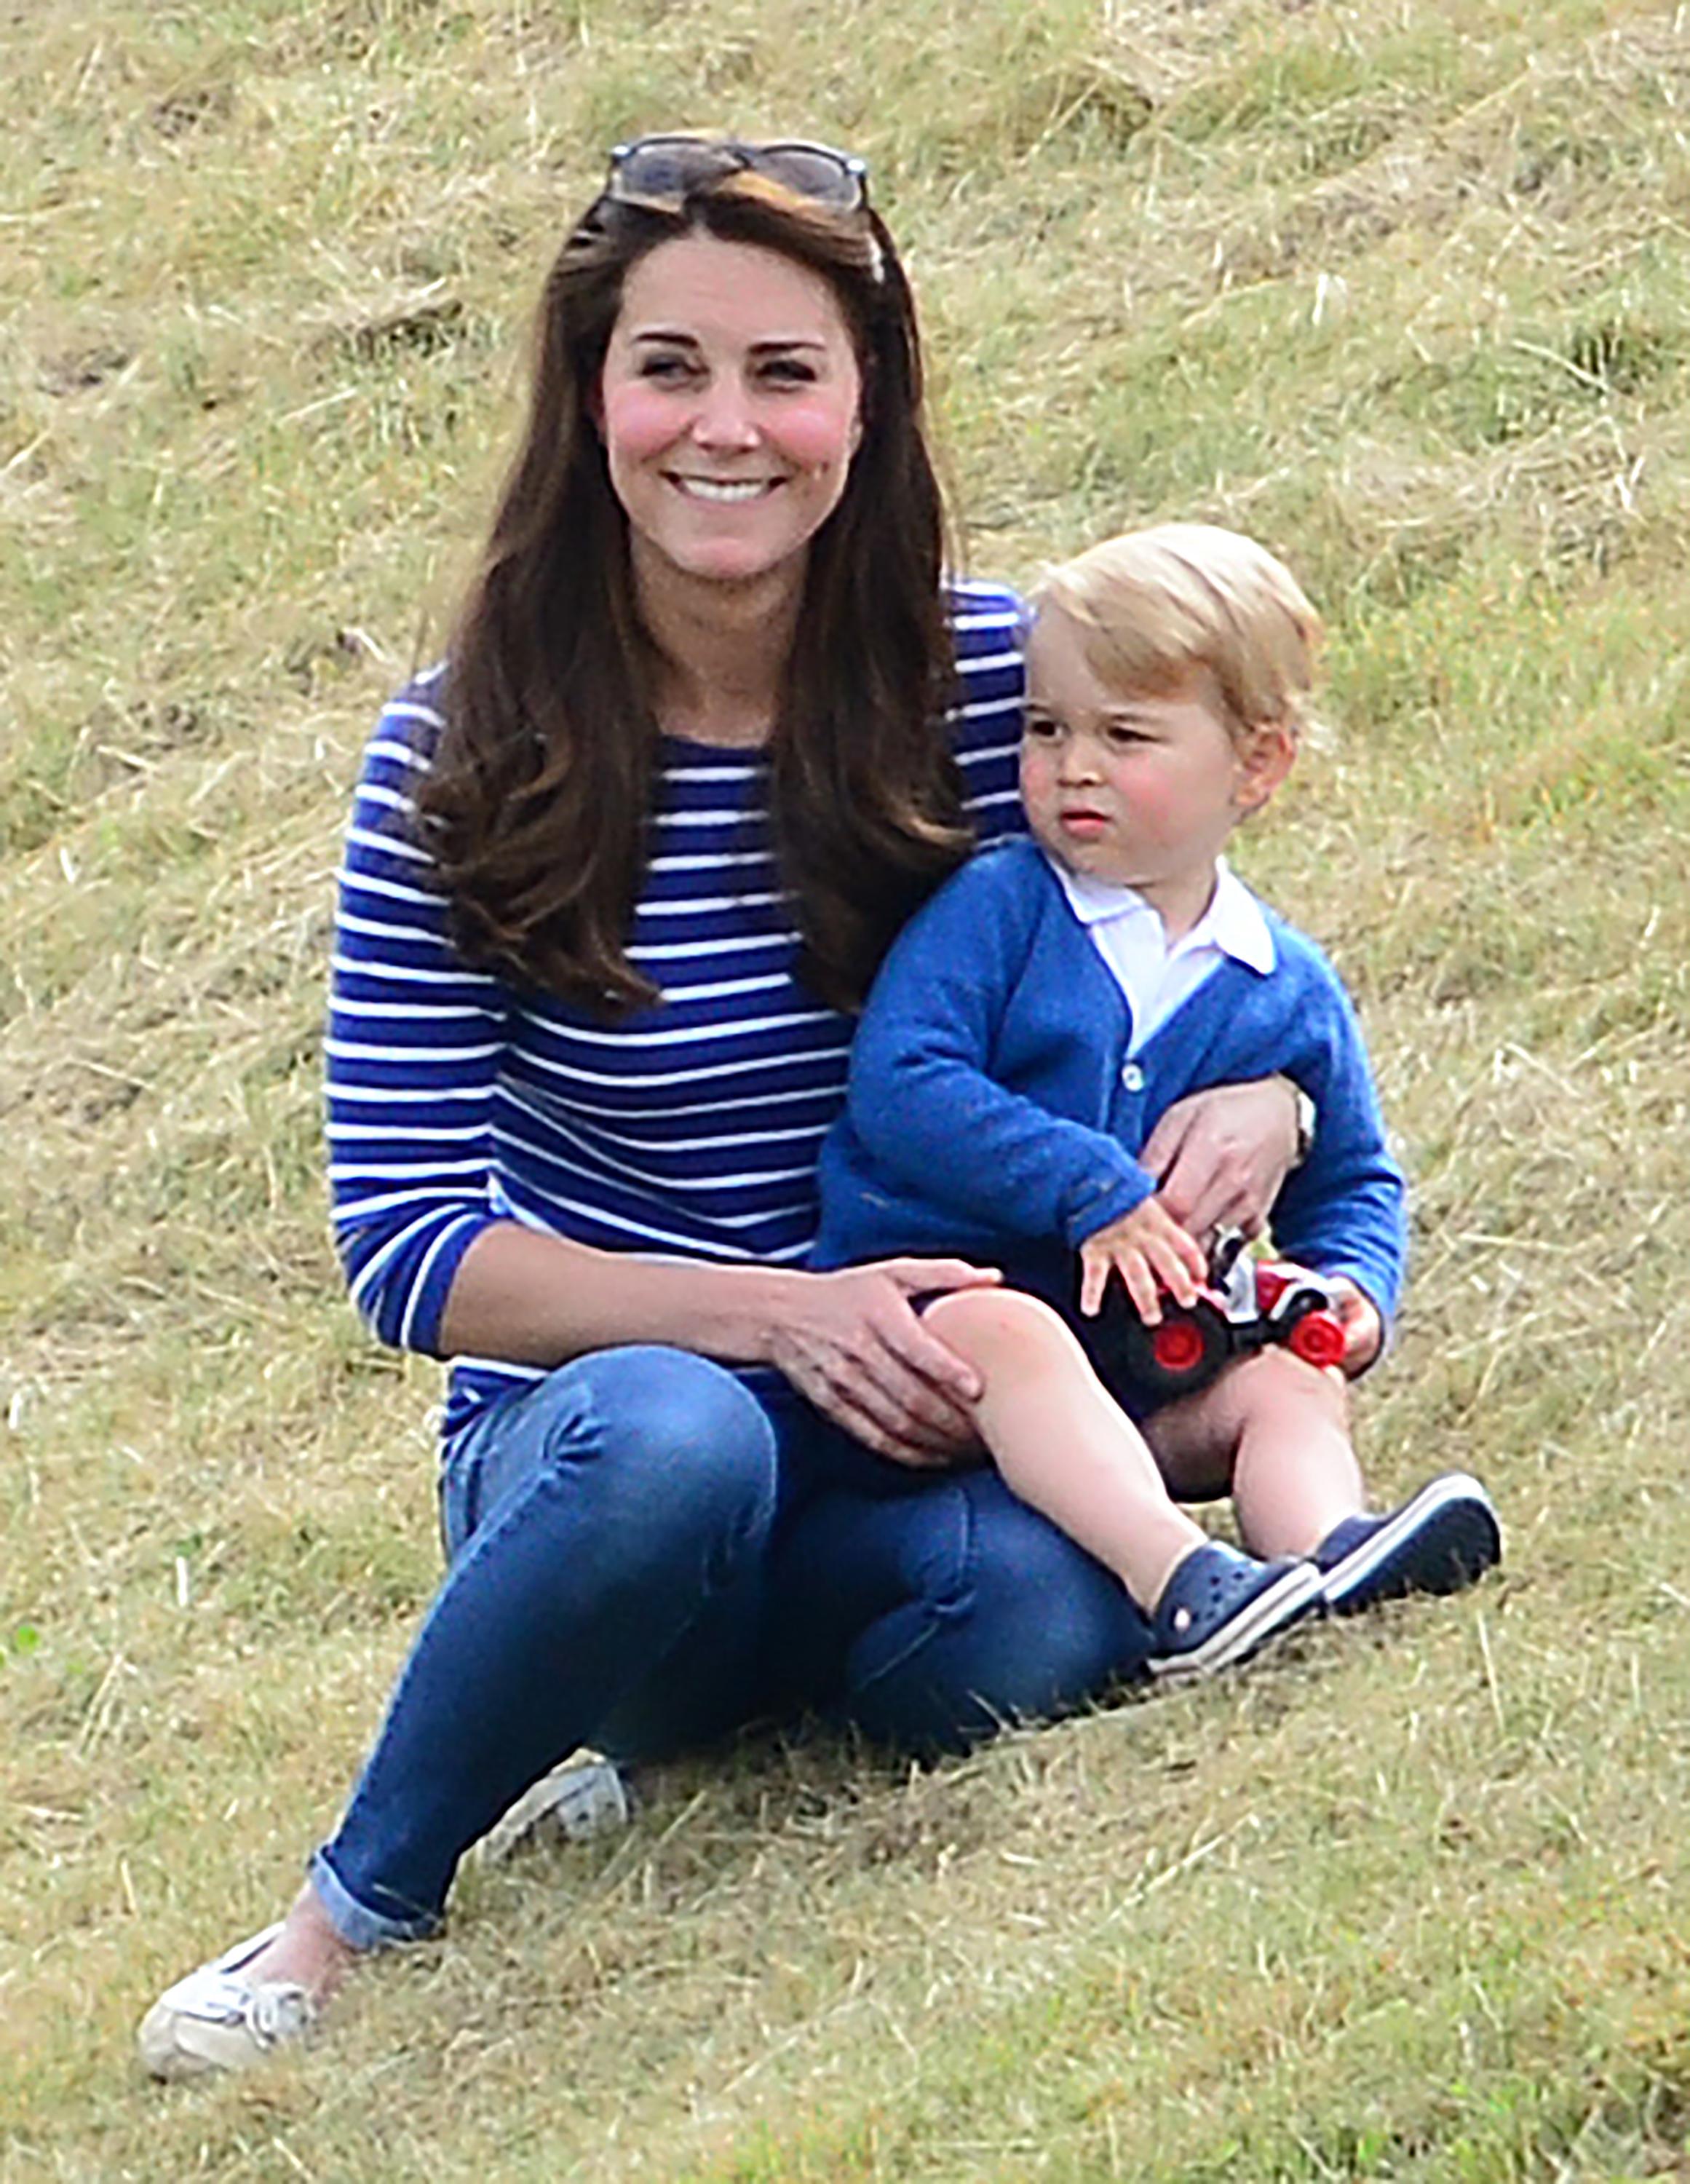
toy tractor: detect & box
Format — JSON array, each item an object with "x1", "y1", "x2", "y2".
[{"x1": 1088, "y1": 1227, "x2": 1347, "y2": 1406}]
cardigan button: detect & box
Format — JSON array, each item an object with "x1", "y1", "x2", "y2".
[{"x1": 1121, "y1": 1061, "x2": 1145, "y2": 1092}]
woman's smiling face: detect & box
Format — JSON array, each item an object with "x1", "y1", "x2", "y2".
[{"x1": 597, "y1": 232, "x2": 864, "y2": 599}]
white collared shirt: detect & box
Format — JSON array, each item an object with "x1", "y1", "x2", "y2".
[{"x1": 1050, "y1": 855, "x2": 1277, "y2": 1057}]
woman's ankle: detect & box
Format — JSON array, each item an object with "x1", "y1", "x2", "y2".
[{"x1": 250, "y1": 1881, "x2": 361, "y2": 2001}]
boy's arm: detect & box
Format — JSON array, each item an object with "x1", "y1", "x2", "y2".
[
  {"x1": 846, "y1": 859, "x2": 1157, "y2": 1246},
  {"x1": 1268, "y1": 966, "x2": 1408, "y2": 1330}
]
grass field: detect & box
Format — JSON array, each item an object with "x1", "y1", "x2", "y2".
[{"x1": 6, "y1": 0, "x2": 1690, "y2": 2176}]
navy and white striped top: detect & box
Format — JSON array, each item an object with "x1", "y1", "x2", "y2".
[{"x1": 327, "y1": 579, "x2": 1027, "y2": 1450}]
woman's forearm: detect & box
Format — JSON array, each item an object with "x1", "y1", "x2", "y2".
[
  {"x1": 435, "y1": 1220, "x2": 799, "y2": 1367},
  {"x1": 440, "y1": 1221, "x2": 1004, "y2": 1467}
]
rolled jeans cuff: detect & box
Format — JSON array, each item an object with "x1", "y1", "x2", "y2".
[{"x1": 308, "y1": 1843, "x2": 442, "y2": 1952}]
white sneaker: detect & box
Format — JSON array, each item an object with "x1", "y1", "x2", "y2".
[
  {"x1": 138, "y1": 1925, "x2": 315, "y2": 2081},
  {"x1": 478, "y1": 1754, "x2": 633, "y2": 1864}
]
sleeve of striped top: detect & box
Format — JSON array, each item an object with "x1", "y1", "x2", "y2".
[
  {"x1": 946, "y1": 578, "x2": 1027, "y2": 844},
  {"x1": 325, "y1": 674, "x2": 511, "y2": 1356}
]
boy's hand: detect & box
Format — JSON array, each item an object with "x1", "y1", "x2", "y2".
[
  {"x1": 1324, "y1": 1275, "x2": 1384, "y2": 1376},
  {"x1": 1258, "y1": 1262, "x2": 1384, "y2": 1378},
  {"x1": 1079, "y1": 1198, "x2": 1208, "y2": 1321}
]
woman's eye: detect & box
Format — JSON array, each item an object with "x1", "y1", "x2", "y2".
[
  {"x1": 761, "y1": 357, "x2": 817, "y2": 385},
  {"x1": 640, "y1": 355, "x2": 697, "y2": 382}
]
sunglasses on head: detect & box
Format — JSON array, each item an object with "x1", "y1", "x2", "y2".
[{"x1": 603, "y1": 134, "x2": 870, "y2": 214}]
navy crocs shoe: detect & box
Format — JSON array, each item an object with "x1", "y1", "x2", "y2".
[
  {"x1": 1146, "y1": 1540, "x2": 1325, "y2": 1679},
  {"x1": 1314, "y1": 1472, "x2": 1502, "y2": 1615}
]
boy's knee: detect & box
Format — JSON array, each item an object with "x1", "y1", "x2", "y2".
[
  {"x1": 922, "y1": 1286, "x2": 1082, "y2": 1372},
  {"x1": 1229, "y1": 1344, "x2": 1350, "y2": 1419}
]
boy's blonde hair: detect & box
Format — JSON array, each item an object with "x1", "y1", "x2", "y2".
[{"x1": 1035, "y1": 522, "x2": 1324, "y2": 745}]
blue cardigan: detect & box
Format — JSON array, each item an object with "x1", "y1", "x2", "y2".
[{"x1": 814, "y1": 838, "x2": 1406, "y2": 1328}]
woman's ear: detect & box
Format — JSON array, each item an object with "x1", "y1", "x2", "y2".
[{"x1": 1232, "y1": 718, "x2": 1296, "y2": 815}]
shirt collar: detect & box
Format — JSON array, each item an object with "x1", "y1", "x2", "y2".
[{"x1": 1050, "y1": 854, "x2": 1276, "y2": 973}]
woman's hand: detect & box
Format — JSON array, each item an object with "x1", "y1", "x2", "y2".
[
  {"x1": 764, "y1": 1259, "x2": 1001, "y2": 1468},
  {"x1": 1139, "y1": 1077, "x2": 1301, "y2": 1241},
  {"x1": 1077, "y1": 1198, "x2": 1207, "y2": 1321}
]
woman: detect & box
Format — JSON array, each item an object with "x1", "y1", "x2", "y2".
[{"x1": 139, "y1": 136, "x2": 1299, "y2": 2078}]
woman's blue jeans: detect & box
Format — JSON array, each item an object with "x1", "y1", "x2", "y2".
[{"x1": 309, "y1": 1345, "x2": 1153, "y2": 1950}]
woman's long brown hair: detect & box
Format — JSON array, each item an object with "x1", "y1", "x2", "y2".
[{"x1": 416, "y1": 170, "x2": 971, "y2": 1016}]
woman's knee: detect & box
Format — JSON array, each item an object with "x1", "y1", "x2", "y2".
[
  {"x1": 448, "y1": 1346, "x2": 778, "y2": 1557},
  {"x1": 556, "y1": 1346, "x2": 779, "y2": 1532},
  {"x1": 570, "y1": 1345, "x2": 775, "y2": 1461}
]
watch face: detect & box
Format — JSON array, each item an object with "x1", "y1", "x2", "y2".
[{"x1": 1294, "y1": 1087, "x2": 1317, "y2": 1162}]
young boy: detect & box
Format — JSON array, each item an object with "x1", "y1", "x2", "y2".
[{"x1": 813, "y1": 523, "x2": 1501, "y2": 1678}]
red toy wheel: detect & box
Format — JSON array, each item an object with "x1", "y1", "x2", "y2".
[
  {"x1": 1151, "y1": 1318, "x2": 1209, "y2": 1374},
  {"x1": 1288, "y1": 1309, "x2": 1346, "y2": 1371},
  {"x1": 1095, "y1": 1298, "x2": 1231, "y2": 1403}
]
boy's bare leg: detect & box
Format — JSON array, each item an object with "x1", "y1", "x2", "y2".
[
  {"x1": 921, "y1": 1289, "x2": 1206, "y2": 1612},
  {"x1": 1144, "y1": 1349, "x2": 1363, "y2": 1559}
]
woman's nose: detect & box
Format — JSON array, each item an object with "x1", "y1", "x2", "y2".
[{"x1": 689, "y1": 376, "x2": 759, "y2": 451}]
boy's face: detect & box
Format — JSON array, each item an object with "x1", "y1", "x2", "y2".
[{"x1": 1020, "y1": 606, "x2": 1290, "y2": 915}]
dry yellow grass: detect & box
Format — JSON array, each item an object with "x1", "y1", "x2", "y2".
[{"x1": 5, "y1": 1, "x2": 1690, "y2": 2177}]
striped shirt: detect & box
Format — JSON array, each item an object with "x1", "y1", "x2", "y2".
[{"x1": 327, "y1": 579, "x2": 1027, "y2": 1450}]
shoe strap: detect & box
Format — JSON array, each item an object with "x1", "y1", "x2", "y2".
[{"x1": 245, "y1": 1982, "x2": 314, "y2": 2049}]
